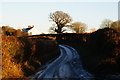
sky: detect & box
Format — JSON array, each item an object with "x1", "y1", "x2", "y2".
[{"x1": 0, "y1": 0, "x2": 119, "y2": 34}]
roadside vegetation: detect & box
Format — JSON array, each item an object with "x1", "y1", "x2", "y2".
[{"x1": 1, "y1": 26, "x2": 59, "y2": 78}]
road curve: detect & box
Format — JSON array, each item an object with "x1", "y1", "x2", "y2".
[{"x1": 31, "y1": 44, "x2": 94, "y2": 79}]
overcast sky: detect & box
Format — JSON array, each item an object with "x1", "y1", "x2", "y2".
[{"x1": 0, "y1": 0, "x2": 119, "y2": 34}]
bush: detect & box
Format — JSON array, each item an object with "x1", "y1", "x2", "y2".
[
  {"x1": 2, "y1": 34, "x2": 60, "y2": 78},
  {"x1": 85, "y1": 28, "x2": 120, "y2": 76},
  {"x1": 2, "y1": 35, "x2": 25, "y2": 78}
]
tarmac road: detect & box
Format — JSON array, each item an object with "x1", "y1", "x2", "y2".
[{"x1": 32, "y1": 44, "x2": 94, "y2": 80}]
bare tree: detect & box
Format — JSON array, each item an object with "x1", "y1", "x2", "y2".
[
  {"x1": 49, "y1": 11, "x2": 72, "y2": 33},
  {"x1": 100, "y1": 19, "x2": 113, "y2": 28},
  {"x1": 70, "y1": 22, "x2": 87, "y2": 33}
]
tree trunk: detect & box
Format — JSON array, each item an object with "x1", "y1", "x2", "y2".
[
  {"x1": 56, "y1": 25, "x2": 63, "y2": 43},
  {"x1": 57, "y1": 26, "x2": 62, "y2": 33}
]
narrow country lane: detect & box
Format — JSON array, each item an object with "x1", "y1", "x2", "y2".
[{"x1": 31, "y1": 45, "x2": 94, "y2": 80}]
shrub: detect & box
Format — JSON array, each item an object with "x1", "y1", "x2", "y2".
[
  {"x1": 2, "y1": 34, "x2": 59, "y2": 78},
  {"x1": 85, "y1": 28, "x2": 120, "y2": 76},
  {"x1": 2, "y1": 35, "x2": 25, "y2": 78}
]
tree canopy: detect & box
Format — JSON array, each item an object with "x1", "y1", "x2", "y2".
[
  {"x1": 49, "y1": 11, "x2": 72, "y2": 33},
  {"x1": 100, "y1": 19, "x2": 120, "y2": 32},
  {"x1": 111, "y1": 21, "x2": 120, "y2": 32},
  {"x1": 100, "y1": 19, "x2": 113, "y2": 28},
  {"x1": 70, "y1": 22, "x2": 87, "y2": 33}
]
